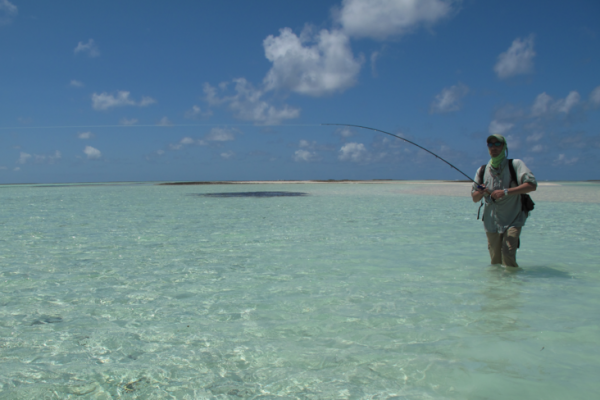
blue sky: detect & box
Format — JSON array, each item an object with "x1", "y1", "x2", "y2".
[{"x1": 1, "y1": 0, "x2": 599, "y2": 183}]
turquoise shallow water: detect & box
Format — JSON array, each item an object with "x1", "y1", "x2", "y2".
[{"x1": 0, "y1": 182, "x2": 599, "y2": 399}]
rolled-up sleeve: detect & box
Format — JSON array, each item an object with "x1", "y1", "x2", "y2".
[{"x1": 514, "y1": 159, "x2": 537, "y2": 187}]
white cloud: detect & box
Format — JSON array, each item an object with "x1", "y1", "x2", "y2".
[
  {"x1": 0, "y1": 0, "x2": 17, "y2": 25},
  {"x1": 263, "y1": 27, "x2": 362, "y2": 97},
  {"x1": 505, "y1": 134, "x2": 521, "y2": 150},
  {"x1": 221, "y1": 151, "x2": 234, "y2": 159},
  {"x1": 531, "y1": 92, "x2": 552, "y2": 116},
  {"x1": 556, "y1": 91, "x2": 580, "y2": 113},
  {"x1": 370, "y1": 51, "x2": 380, "y2": 76},
  {"x1": 430, "y1": 83, "x2": 469, "y2": 113},
  {"x1": 335, "y1": 127, "x2": 356, "y2": 138},
  {"x1": 554, "y1": 154, "x2": 578, "y2": 165},
  {"x1": 70, "y1": 80, "x2": 84, "y2": 87},
  {"x1": 339, "y1": 142, "x2": 368, "y2": 162},
  {"x1": 17, "y1": 152, "x2": 31, "y2": 164},
  {"x1": 526, "y1": 132, "x2": 544, "y2": 142},
  {"x1": 139, "y1": 96, "x2": 157, "y2": 107},
  {"x1": 92, "y1": 91, "x2": 135, "y2": 110},
  {"x1": 590, "y1": 85, "x2": 600, "y2": 107},
  {"x1": 531, "y1": 144, "x2": 545, "y2": 153},
  {"x1": 157, "y1": 117, "x2": 172, "y2": 126},
  {"x1": 494, "y1": 35, "x2": 536, "y2": 79},
  {"x1": 34, "y1": 151, "x2": 61, "y2": 164},
  {"x1": 294, "y1": 149, "x2": 318, "y2": 162},
  {"x1": 78, "y1": 131, "x2": 94, "y2": 139},
  {"x1": 84, "y1": 146, "x2": 101, "y2": 159},
  {"x1": 204, "y1": 79, "x2": 300, "y2": 125},
  {"x1": 91, "y1": 91, "x2": 155, "y2": 110},
  {"x1": 531, "y1": 91, "x2": 581, "y2": 116},
  {"x1": 18, "y1": 151, "x2": 61, "y2": 164},
  {"x1": 337, "y1": 0, "x2": 453, "y2": 40},
  {"x1": 120, "y1": 118, "x2": 138, "y2": 125},
  {"x1": 206, "y1": 128, "x2": 235, "y2": 142},
  {"x1": 299, "y1": 139, "x2": 314, "y2": 148},
  {"x1": 74, "y1": 39, "x2": 100, "y2": 58},
  {"x1": 489, "y1": 120, "x2": 514, "y2": 135},
  {"x1": 180, "y1": 137, "x2": 195, "y2": 145},
  {"x1": 184, "y1": 105, "x2": 213, "y2": 119}
]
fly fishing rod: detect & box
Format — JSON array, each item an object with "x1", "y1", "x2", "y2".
[{"x1": 323, "y1": 123, "x2": 485, "y2": 190}]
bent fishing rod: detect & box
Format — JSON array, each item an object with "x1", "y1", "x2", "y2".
[{"x1": 323, "y1": 123, "x2": 485, "y2": 190}]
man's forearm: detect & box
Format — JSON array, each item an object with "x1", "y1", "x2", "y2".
[{"x1": 507, "y1": 182, "x2": 536, "y2": 196}]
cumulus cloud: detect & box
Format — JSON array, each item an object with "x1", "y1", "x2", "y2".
[
  {"x1": 339, "y1": 142, "x2": 368, "y2": 162},
  {"x1": 91, "y1": 91, "x2": 156, "y2": 111},
  {"x1": 17, "y1": 152, "x2": 31, "y2": 164},
  {"x1": 18, "y1": 151, "x2": 61, "y2": 164},
  {"x1": 84, "y1": 146, "x2": 101, "y2": 159},
  {"x1": 70, "y1": 80, "x2": 84, "y2": 87},
  {"x1": 180, "y1": 137, "x2": 195, "y2": 145},
  {"x1": 74, "y1": 39, "x2": 100, "y2": 58},
  {"x1": 167, "y1": 128, "x2": 238, "y2": 151},
  {"x1": 531, "y1": 144, "x2": 545, "y2": 153},
  {"x1": 263, "y1": 27, "x2": 363, "y2": 96},
  {"x1": 139, "y1": 96, "x2": 157, "y2": 107},
  {"x1": 334, "y1": 127, "x2": 356, "y2": 138},
  {"x1": 554, "y1": 153, "x2": 578, "y2": 165},
  {"x1": 204, "y1": 79, "x2": 300, "y2": 125},
  {"x1": 590, "y1": 85, "x2": 600, "y2": 107},
  {"x1": 92, "y1": 91, "x2": 135, "y2": 109},
  {"x1": 221, "y1": 151, "x2": 234, "y2": 159},
  {"x1": 489, "y1": 120, "x2": 514, "y2": 135},
  {"x1": 336, "y1": 0, "x2": 454, "y2": 40},
  {"x1": 184, "y1": 105, "x2": 213, "y2": 119},
  {"x1": 526, "y1": 132, "x2": 544, "y2": 142},
  {"x1": 294, "y1": 149, "x2": 318, "y2": 162},
  {"x1": 157, "y1": 117, "x2": 172, "y2": 126},
  {"x1": 35, "y1": 151, "x2": 61, "y2": 164},
  {"x1": 0, "y1": 0, "x2": 17, "y2": 26},
  {"x1": 494, "y1": 35, "x2": 536, "y2": 79},
  {"x1": 430, "y1": 83, "x2": 469, "y2": 113},
  {"x1": 206, "y1": 128, "x2": 235, "y2": 142},
  {"x1": 78, "y1": 131, "x2": 95, "y2": 139},
  {"x1": 531, "y1": 91, "x2": 581, "y2": 116}
]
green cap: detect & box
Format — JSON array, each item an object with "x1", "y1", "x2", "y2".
[{"x1": 487, "y1": 134, "x2": 506, "y2": 144}]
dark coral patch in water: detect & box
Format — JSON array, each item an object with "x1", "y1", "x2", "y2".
[{"x1": 197, "y1": 191, "x2": 308, "y2": 198}]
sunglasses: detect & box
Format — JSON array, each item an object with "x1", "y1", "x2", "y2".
[{"x1": 487, "y1": 142, "x2": 504, "y2": 148}]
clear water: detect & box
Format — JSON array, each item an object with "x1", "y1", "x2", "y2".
[{"x1": 0, "y1": 182, "x2": 599, "y2": 399}]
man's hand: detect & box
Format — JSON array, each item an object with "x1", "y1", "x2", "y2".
[
  {"x1": 491, "y1": 189, "x2": 505, "y2": 200},
  {"x1": 472, "y1": 184, "x2": 488, "y2": 203}
]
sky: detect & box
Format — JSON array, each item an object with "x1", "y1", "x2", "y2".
[{"x1": 1, "y1": 0, "x2": 599, "y2": 184}]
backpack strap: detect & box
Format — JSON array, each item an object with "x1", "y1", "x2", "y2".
[
  {"x1": 477, "y1": 164, "x2": 486, "y2": 184},
  {"x1": 507, "y1": 159, "x2": 519, "y2": 186}
]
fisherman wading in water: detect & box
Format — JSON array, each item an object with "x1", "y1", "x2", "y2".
[{"x1": 472, "y1": 134, "x2": 537, "y2": 268}]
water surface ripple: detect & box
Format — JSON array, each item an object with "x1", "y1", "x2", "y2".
[{"x1": 0, "y1": 183, "x2": 598, "y2": 399}]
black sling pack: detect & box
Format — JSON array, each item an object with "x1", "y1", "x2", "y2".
[{"x1": 477, "y1": 159, "x2": 535, "y2": 215}]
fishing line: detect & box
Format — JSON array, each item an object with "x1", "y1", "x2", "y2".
[
  {"x1": 0, "y1": 123, "x2": 323, "y2": 130},
  {"x1": 323, "y1": 123, "x2": 484, "y2": 189}
]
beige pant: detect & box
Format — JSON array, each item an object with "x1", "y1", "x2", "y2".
[{"x1": 486, "y1": 227, "x2": 522, "y2": 268}]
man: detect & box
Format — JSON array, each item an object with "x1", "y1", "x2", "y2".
[{"x1": 472, "y1": 134, "x2": 537, "y2": 268}]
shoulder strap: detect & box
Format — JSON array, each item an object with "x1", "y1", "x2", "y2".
[
  {"x1": 477, "y1": 164, "x2": 486, "y2": 183},
  {"x1": 508, "y1": 159, "x2": 519, "y2": 185}
]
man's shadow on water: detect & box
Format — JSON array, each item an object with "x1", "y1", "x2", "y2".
[{"x1": 490, "y1": 265, "x2": 573, "y2": 279}]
